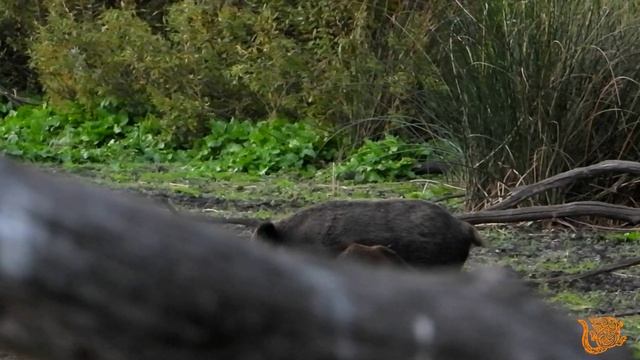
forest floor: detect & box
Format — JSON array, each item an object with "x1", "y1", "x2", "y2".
[{"x1": 5, "y1": 162, "x2": 639, "y2": 359}]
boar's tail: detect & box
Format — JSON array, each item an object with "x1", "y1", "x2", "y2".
[{"x1": 464, "y1": 222, "x2": 488, "y2": 247}]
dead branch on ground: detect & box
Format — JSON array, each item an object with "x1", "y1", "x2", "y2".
[
  {"x1": 457, "y1": 201, "x2": 640, "y2": 225},
  {"x1": 487, "y1": 160, "x2": 640, "y2": 211}
]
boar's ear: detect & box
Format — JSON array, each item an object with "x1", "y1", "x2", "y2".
[{"x1": 254, "y1": 222, "x2": 281, "y2": 243}]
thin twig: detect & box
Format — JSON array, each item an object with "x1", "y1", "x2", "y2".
[
  {"x1": 565, "y1": 218, "x2": 640, "y2": 232},
  {"x1": 539, "y1": 256, "x2": 640, "y2": 284},
  {"x1": 432, "y1": 193, "x2": 466, "y2": 203},
  {"x1": 611, "y1": 309, "x2": 640, "y2": 318}
]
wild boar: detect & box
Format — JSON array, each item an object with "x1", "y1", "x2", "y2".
[{"x1": 253, "y1": 199, "x2": 486, "y2": 269}]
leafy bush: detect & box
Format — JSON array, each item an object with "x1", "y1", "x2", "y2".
[
  {"x1": 336, "y1": 135, "x2": 440, "y2": 183},
  {"x1": 0, "y1": 104, "x2": 334, "y2": 175},
  {"x1": 30, "y1": 8, "x2": 164, "y2": 115},
  {"x1": 0, "y1": 105, "x2": 61, "y2": 161},
  {"x1": 0, "y1": 101, "x2": 461, "y2": 183},
  {"x1": 28, "y1": 1, "x2": 446, "y2": 143},
  {"x1": 192, "y1": 119, "x2": 332, "y2": 175},
  {"x1": 0, "y1": 103, "x2": 171, "y2": 163}
]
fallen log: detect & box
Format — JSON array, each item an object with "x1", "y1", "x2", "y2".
[
  {"x1": 0, "y1": 157, "x2": 630, "y2": 360},
  {"x1": 488, "y1": 160, "x2": 640, "y2": 211},
  {"x1": 457, "y1": 201, "x2": 640, "y2": 225}
]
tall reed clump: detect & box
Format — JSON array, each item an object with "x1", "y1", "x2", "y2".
[{"x1": 423, "y1": 1, "x2": 640, "y2": 207}]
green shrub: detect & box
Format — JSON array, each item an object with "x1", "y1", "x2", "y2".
[
  {"x1": 0, "y1": 103, "x2": 171, "y2": 163},
  {"x1": 0, "y1": 101, "x2": 464, "y2": 183},
  {"x1": 336, "y1": 135, "x2": 442, "y2": 183},
  {"x1": 0, "y1": 103, "x2": 333, "y2": 175},
  {"x1": 28, "y1": 1, "x2": 447, "y2": 144},
  {"x1": 0, "y1": 105, "x2": 62, "y2": 161},
  {"x1": 31, "y1": 8, "x2": 165, "y2": 114},
  {"x1": 192, "y1": 118, "x2": 332, "y2": 175}
]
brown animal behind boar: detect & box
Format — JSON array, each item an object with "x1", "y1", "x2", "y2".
[
  {"x1": 253, "y1": 199, "x2": 486, "y2": 269},
  {"x1": 337, "y1": 243, "x2": 408, "y2": 267}
]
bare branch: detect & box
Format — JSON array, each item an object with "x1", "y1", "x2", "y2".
[
  {"x1": 612, "y1": 309, "x2": 640, "y2": 318},
  {"x1": 0, "y1": 84, "x2": 41, "y2": 106},
  {"x1": 539, "y1": 256, "x2": 640, "y2": 284},
  {"x1": 488, "y1": 160, "x2": 640, "y2": 210}
]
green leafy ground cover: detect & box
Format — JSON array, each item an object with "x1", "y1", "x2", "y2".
[{"x1": 0, "y1": 103, "x2": 452, "y2": 184}]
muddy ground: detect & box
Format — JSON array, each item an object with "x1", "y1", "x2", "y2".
[{"x1": 3, "y1": 164, "x2": 639, "y2": 358}]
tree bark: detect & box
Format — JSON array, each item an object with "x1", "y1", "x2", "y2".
[{"x1": 0, "y1": 157, "x2": 630, "y2": 360}]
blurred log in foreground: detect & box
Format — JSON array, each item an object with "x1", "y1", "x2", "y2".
[{"x1": 0, "y1": 157, "x2": 631, "y2": 360}]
